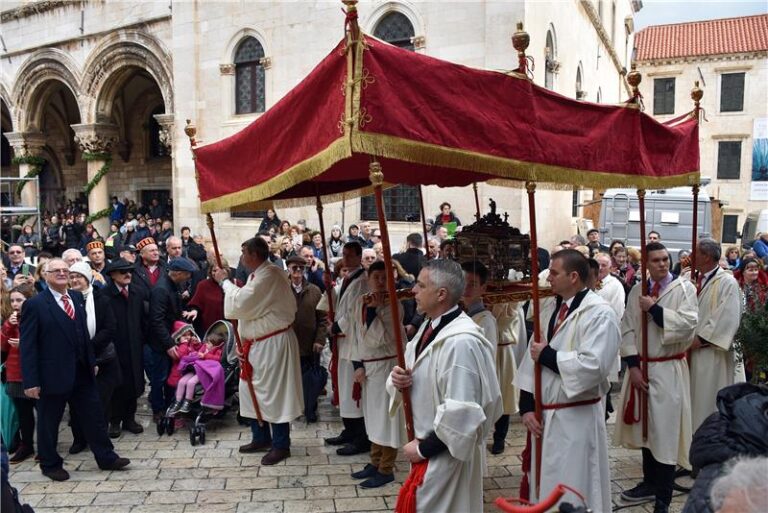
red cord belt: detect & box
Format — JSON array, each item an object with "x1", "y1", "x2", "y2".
[
  {"x1": 542, "y1": 396, "x2": 601, "y2": 410},
  {"x1": 361, "y1": 354, "x2": 397, "y2": 363},
  {"x1": 240, "y1": 326, "x2": 292, "y2": 382}
]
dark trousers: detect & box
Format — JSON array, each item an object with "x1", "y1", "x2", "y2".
[
  {"x1": 71, "y1": 376, "x2": 114, "y2": 444},
  {"x1": 12, "y1": 397, "x2": 36, "y2": 449},
  {"x1": 343, "y1": 417, "x2": 369, "y2": 447},
  {"x1": 36, "y1": 364, "x2": 118, "y2": 471},
  {"x1": 144, "y1": 346, "x2": 171, "y2": 413},
  {"x1": 250, "y1": 420, "x2": 290, "y2": 450},
  {"x1": 642, "y1": 448, "x2": 675, "y2": 507},
  {"x1": 494, "y1": 414, "x2": 510, "y2": 442},
  {"x1": 110, "y1": 384, "x2": 138, "y2": 424}
]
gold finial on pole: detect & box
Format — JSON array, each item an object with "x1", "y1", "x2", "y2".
[
  {"x1": 184, "y1": 119, "x2": 197, "y2": 148},
  {"x1": 342, "y1": 0, "x2": 359, "y2": 40},
  {"x1": 627, "y1": 64, "x2": 642, "y2": 100},
  {"x1": 691, "y1": 81, "x2": 704, "y2": 122},
  {"x1": 512, "y1": 22, "x2": 530, "y2": 75},
  {"x1": 368, "y1": 160, "x2": 384, "y2": 186}
]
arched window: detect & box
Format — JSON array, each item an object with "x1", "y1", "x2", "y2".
[
  {"x1": 374, "y1": 12, "x2": 415, "y2": 50},
  {"x1": 361, "y1": 12, "x2": 419, "y2": 222},
  {"x1": 576, "y1": 64, "x2": 584, "y2": 99},
  {"x1": 148, "y1": 106, "x2": 167, "y2": 158},
  {"x1": 544, "y1": 29, "x2": 556, "y2": 90},
  {"x1": 234, "y1": 37, "x2": 265, "y2": 114},
  {"x1": 597, "y1": 87, "x2": 603, "y2": 103}
]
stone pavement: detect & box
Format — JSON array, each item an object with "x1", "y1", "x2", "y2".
[{"x1": 8, "y1": 394, "x2": 690, "y2": 513}]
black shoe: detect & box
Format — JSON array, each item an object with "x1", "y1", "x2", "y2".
[
  {"x1": 108, "y1": 422, "x2": 122, "y2": 439},
  {"x1": 10, "y1": 444, "x2": 34, "y2": 464},
  {"x1": 674, "y1": 467, "x2": 691, "y2": 478},
  {"x1": 490, "y1": 439, "x2": 505, "y2": 455},
  {"x1": 620, "y1": 482, "x2": 656, "y2": 503},
  {"x1": 178, "y1": 399, "x2": 192, "y2": 413},
  {"x1": 360, "y1": 471, "x2": 395, "y2": 488},
  {"x1": 123, "y1": 419, "x2": 144, "y2": 434},
  {"x1": 239, "y1": 441, "x2": 271, "y2": 453},
  {"x1": 652, "y1": 500, "x2": 670, "y2": 513},
  {"x1": 351, "y1": 463, "x2": 378, "y2": 479},
  {"x1": 261, "y1": 448, "x2": 290, "y2": 465},
  {"x1": 337, "y1": 442, "x2": 369, "y2": 456},
  {"x1": 42, "y1": 467, "x2": 70, "y2": 481},
  {"x1": 324, "y1": 433, "x2": 351, "y2": 446},
  {"x1": 99, "y1": 457, "x2": 131, "y2": 471},
  {"x1": 68, "y1": 441, "x2": 87, "y2": 455}
]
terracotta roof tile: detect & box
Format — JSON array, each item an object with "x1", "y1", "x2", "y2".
[{"x1": 635, "y1": 14, "x2": 768, "y2": 61}]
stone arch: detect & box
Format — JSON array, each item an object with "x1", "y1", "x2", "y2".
[
  {"x1": 364, "y1": 1, "x2": 424, "y2": 42},
  {"x1": 0, "y1": 81, "x2": 13, "y2": 127},
  {"x1": 81, "y1": 30, "x2": 173, "y2": 124},
  {"x1": 10, "y1": 48, "x2": 82, "y2": 132},
  {"x1": 223, "y1": 27, "x2": 269, "y2": 64}
]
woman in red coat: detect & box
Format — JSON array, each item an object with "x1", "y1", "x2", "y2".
[{"x1": 1, "y1": 284, "x2": 37, "y2": 463}]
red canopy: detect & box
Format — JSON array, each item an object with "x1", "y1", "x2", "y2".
[{"x1": 195, "y1": 35, "x2": 699, "y2": 213}]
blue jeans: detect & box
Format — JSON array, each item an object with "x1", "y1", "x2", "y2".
[
  {"x1": 143, "y1": 346, "x2": 171, "y2": 414},
  {"x1": 250, "y1": 420, "x2": 290, "y2": 450}
]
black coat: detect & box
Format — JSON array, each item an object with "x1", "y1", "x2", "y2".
[
  {"x1": 149, "y1": 275, "x2": 184, "y2": 353},
  {"x1": 682, "y1": 383, "x2": 768, "y2": 513},
  {"x1": 91, "y1": 291, "x2": 122, "y2": 388},
  {"x1": 393, "y1": 248, "x2": 426, "y2": 279},
  {"x1": 97, "y1": 283, "x2": 146, "y2": 397},
  {"x1": 132, "y1": 259, "x2": 166, "y2": 303}
]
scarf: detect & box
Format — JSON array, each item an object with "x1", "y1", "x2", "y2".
[{"x1": 82, "y1": 286, "x2": 96, "y2": 338}]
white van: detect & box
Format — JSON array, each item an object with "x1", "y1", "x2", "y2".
[{"x1": 741, "y1": 209, "x2": 768, "y2": 251}]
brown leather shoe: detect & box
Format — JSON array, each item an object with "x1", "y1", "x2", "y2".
[
  {"x1": 42, "y1": 467, "x2": 70, "y2": 481},
  {"x1": 99, "y1": 457, "x2": 131, "y2": 471},
  {"x1": 238, "y1": 441, "x2": 271, "y2": 454},
  {"x1": 261, "y1": 448, "x2": 290, "y2": 465}
]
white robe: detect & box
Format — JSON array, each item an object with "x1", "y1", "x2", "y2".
[
  {"x1": 222, "y1": 262, "x2": 302, "y2": 423},
  {"x1": 491, "y1": 303, "x2": 524, "y2": 415},
  {"x1": 358, "y1": 300, "x2": 406, "y2": 448},
  {"x1": 597, "y1": 275, "x2": 626, "y2": 381},
  {"x1": 515, "y1": 291, "x2": 619, "y2": 513},
  {"x1": 614, "y1": 278, "x2": 698, "y2": 467},
  {"x1": 387, "y1": 313, "x2": 502, "y2": 513},
  {"x1": 690, "y1": 269, "x2": 743, "y2": 431},
  {"x1": 334, "y1": 269, "x2": 369, "y2": 418}
]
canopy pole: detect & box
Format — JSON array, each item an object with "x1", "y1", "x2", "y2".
[
  {"x1": 316, "y1": 191, "x2": 340, "y2": 407},
  {"x1": 689, "y1": 82, "x2": 704, "y2": 285},
  {"x1": 370, "y1": 161, "x2": 415, "y2": 441},
  {"x1": 526, "y1": 182, "x2": 543, "y2": 496},
  {"x1": 637, "y1": 189, "x2": 649, "y2": 441},
  {"x1": 418, "y1": 186, "x2": 430, "y2": 258},
  {"x1": 473, "y1": 183, "x2": 481, "y2": 221}
]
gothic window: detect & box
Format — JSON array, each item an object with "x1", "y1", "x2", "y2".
[
  {"x1": 148, "y1": 106, "x2": 167, "y2": 158},
  {"x1": 235, "y1": 37, "x2": 265, "y2": 114},
  {"x1": 576, "y1": 65, "x2": 584, "y2": 99},
  {"x1": 361, "y1": 12, "x2": 419, "y2": 222},
  {"x1": 544, "y1": 29, "x2": 556, "y2": 90}
]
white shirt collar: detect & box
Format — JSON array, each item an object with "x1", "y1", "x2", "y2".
[{"x1": 430, "y1": 305, "x2": 460, "y2": 329}]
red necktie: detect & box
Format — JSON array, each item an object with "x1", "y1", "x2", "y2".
[
  {"x1": 61, "y1": 294, "x2": 75, "y2": 320},
  {"x1": 552, "y1": 303, "x2": 568, "y2": 336},
  {"x1": 696, "y1": 273, "x2": 704, "y2": 295},
  {"x1": 121, "y1": 287, "x2": 129, "y2": 299},
  {"x1": 650, "y1": 281, "x2": 661, "y2": 298},
  {"x1": 416, "y1": 323, "x2": 435, "y2": 355}
]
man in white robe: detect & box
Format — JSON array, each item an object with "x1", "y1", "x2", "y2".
[
  {"x1": 594, "y1": 253, "x2": 626, "y2": 321},
  {"x1": 324, "y1": 241, "x2": 371, "y2": 455},
  {"x1": 213, "y1": 237, "x2": 301, "y2": 466},
  {"x1": 515, "y1": 249, "x2": 620, "y2": 513},
  {"x1": 461, "y1": 261, "x2": 516, "y2": 455},
  {"x1": 689, "y1": 239, "x2": 743, "y2": 433},
  {"x1": 388, "y1": 259, "x2": 501, "y2": 513},
  {"x1": 614, "y1": 242, "x2": 698, "y2": 513},
  {"x1": 351, "y1": 261, "x2": 406, "y2": 488}
]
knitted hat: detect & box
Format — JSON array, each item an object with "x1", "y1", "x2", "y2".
[
  {"x1": 136, "y1": 237, "x2": 156, "y2": 251},
  {"x1": 69, "y1": 262, "x2": 93, "y2": 283},
  {"x1": 86, "y1": 240, "x2": 104, "y2": 253},
  {"x1": 171, "y1": 321, "x2": 196, "y2": 343}
]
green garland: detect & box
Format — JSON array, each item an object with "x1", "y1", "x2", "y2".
[
  {"x1": 12, "y1": 155, "x2": 46, "y2": 197},
  {"x1": 734, "y1": 301, "x2": 768, "y2": 384},
  {"x1": 86, "y1": 206, "x2": 113, "y2": 224},
  {"x1": 82, "y1": 152, "x2": 113, "y2": 197}
]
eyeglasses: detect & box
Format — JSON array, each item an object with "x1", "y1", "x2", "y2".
[
  {"x1": 46, "y1": 269, "x2": 69, "y2": 275},
  {"x1": 289, "y1": 266, "x2": 305, "y2": 272}
]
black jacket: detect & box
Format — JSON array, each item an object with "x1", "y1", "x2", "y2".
[
  {"x1": 91, "y1": 291, "x2": 122, "y2": 388},
  {"x1": 393, "y1": 248, "x2": 426, "y2": 279},
  {"x1": 98, "y1": 283, "x2": 146, "y2": 397},
  {"x1": 682, "y1": 383, "x2": 768, "y2": 513},
  {"x1": 149, "y1": 275, "x2": 184, "y2": 353}
]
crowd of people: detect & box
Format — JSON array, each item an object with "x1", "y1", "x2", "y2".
[{"x1": 2, "y1": 200, "x2": 767, "y2": 513}]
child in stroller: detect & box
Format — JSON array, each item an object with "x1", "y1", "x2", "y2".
[{"x1": 166, "y1": 321, "x2": 226, "y2": 415}]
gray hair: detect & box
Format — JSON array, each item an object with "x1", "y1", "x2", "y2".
[
  {"x1": 424, "y1": 259, "x2": 465, "y2": 304},
  {"x1": 698, "y1": 238, "x2": 722, "y2": 262},
  {"x1": 710, "y1": 457, "x2": 768, "y2": 513},
  {"x1": 61, "y1": 248, "x2": 83, "y2": 264}
]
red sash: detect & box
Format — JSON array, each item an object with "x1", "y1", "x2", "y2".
[
  {"x1": 240, "y1": 325, "x2": 292, "y2": 382},
  {"x1": 624, "y1": 352, "x2": 686, "y2": 425},
  {"x1": 541, "y1": 396, "x2": 601, "y2": 410},
  {"x1": 395, "y1": 460, "x2": 429, "y2": 513}
]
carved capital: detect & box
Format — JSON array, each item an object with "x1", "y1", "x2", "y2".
[
  {"x1": 153, "y1": 113, "x2": 175, "y2": 155},
  {"x1": 259, "y1": 56, "x2": 273, "y2": 70},
  {"x1": 219, "y1": 63, "x2": 235, "y2": 75},
  {"x1": 71, "y1": 123, "x2": 119, "y2": 154},
  {"x1": 5, "y1": 131, "x2": 46, "y2": 157},
  {"x1": 411, "y1": 35, "x2": 426, "y2": 50}
]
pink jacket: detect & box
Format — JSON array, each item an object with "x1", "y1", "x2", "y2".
[{"x1": 167, "y1": 340, "x2": 223, "y2": 387}]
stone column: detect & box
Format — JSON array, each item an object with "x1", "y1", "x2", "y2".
[
  {"x1": 5, "y1": 131, "x2": 46, "y2": 210},
  {"x1": 71, "y1": 123, "x2": 118, "y2": 236},
  {"x1": 152, "y1": 113, "x2": 175, "y2": 156}
]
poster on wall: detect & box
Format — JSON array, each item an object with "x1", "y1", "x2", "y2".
[{"x1": 751, "y1": 117, "x2": 768, "y2": 201}]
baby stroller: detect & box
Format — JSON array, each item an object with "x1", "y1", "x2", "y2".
[{"x1": 157, "y1": 320, "x2": 240, "y2": 445}]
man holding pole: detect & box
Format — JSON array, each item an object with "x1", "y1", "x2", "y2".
[
  {"x1": 614, "y1": 242, "x2": 698, "y2": 513},
  {"x1": 212, "y1": 237, "x2": 302, "y2": 465},
  {"x1": 515, "y1": 249, "x2": 620, "y2": 513},
  {"x1": 388, "y1": 259, "x2": 501, "y2": 512}
]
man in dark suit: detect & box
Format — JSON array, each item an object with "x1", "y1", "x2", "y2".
[
  {"x1": 146, "y1": 257, "x2": 196, "y2": 421},
  {"x1": 20, "y1": 258, "x2": 129, "y2": 481},
  {"x1": 131, "y1": 237, "x2": 166, "y2": 299},
  {"x1": 393, "y1": 233, "x2": 427, "y2": 278}
]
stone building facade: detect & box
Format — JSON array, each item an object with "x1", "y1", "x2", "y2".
[
  {"x1": 634, "y1": 14, "x2": 768, "y2": 246},
  {"x1": 2, "y1": 0, "x2": 638, "y2": 256}
]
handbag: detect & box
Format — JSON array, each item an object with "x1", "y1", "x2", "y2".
[
  {"x1": 95, "y1": 342, "x2": 117, "y2": 365},
  {"x1": 0, "y1": 365, "x2": 19, "y2": 446}
]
